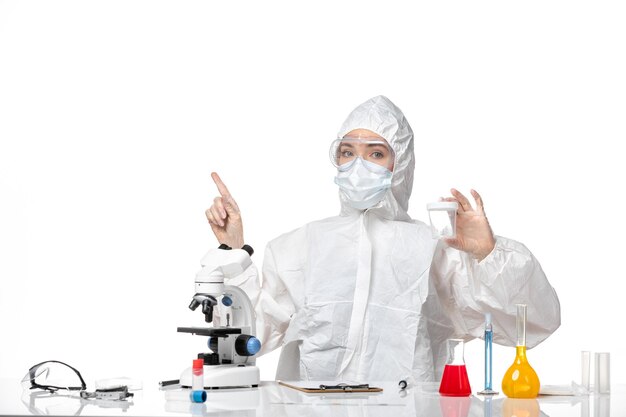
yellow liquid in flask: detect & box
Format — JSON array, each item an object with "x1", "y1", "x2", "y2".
[{"x1": 501, "y1": 345, "x2": 540, "y2": 398}]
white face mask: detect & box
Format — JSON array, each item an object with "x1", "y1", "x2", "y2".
[{"x1": 334, "y1": 158, "x2": 393, "y2": 210}]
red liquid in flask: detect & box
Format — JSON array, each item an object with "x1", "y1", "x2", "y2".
[{"x1": 439, "y1": 364, "x2": 471, "y2": 396}]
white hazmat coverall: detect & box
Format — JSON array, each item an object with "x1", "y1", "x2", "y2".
[{"x1": 223, "y1": 95, "x2": 561, "y2": 382}]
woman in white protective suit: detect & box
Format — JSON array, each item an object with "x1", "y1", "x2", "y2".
[{"x1": 205, "y1": 95, "x2": 561, "y2": 382}]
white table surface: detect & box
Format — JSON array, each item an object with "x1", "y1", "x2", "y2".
[{"x1": 1, "y1": 378, "x2": 622, "y2": 417}]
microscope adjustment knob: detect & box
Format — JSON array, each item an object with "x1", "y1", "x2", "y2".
[
  {"x1": 235, "y1": 335, "x2": 261, "y2": 356},
  {"x1": 198, "y1": 352, "x2": 220, "y2": 366},
  {"x1": 207, "y1": 336, "x2": 219, "y2": 353},
  {"x1": 221, "y1": 296, "x2": 233, "y2": 307}
]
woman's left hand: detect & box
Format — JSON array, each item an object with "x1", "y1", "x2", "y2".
[{"x1": 442, "y1": 188, "x2": 496, "y2": 262}]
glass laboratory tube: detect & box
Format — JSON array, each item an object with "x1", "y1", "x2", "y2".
[
  {"x1": 594, "y1": 352, "x2": 610, "y2": 394},
  {"x1": 581, "y1": 351, "x2": 591, "y2": 391},
  {"x1": 485, "y1": 316, "x2": 493, "y2": 389},
  {"x1": 501, "y1": 304, "x2": 540, "y2": 398},
  {"x1": 478, "y1": 313, "x2": 498, "y2": 395},
  {"x1": 191, "y1": 359, "x2": 206, "y2": 403}
]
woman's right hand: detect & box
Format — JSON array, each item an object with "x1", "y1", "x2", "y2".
[{"x1": 205, "y1": 172, "x2": 244, "y2": 249}]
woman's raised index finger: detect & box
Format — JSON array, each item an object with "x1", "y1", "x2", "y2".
[{"x1": 211, "y1": 172, "x2": 231, "y2": 197}]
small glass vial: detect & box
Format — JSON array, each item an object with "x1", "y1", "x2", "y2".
[
  {"x1": 191, "y1": 359, "x2": 206, "y2": 403},
  {"x1": 439, "y1": 338, "x2": 471, "y2": 396},
  {"x1": 427, "y1": 202, "x2": 458, "y2": 239}
]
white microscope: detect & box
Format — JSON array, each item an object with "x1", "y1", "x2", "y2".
[{"x1": 177, "y1": 248, "x2": 261, "y2": 388}]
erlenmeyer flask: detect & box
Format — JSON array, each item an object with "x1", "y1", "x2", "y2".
[
  {"x1": 501, "y1": 304, "x2": 540, "y2": 398},
  {"x1": 439, "y1": 338, "x2": 471, "y2": 396}
]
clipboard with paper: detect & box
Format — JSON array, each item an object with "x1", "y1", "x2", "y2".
[{"x1": 278, "y1": 380, "x2": 383, "y2": 393}]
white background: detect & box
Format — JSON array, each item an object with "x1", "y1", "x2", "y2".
[{"x1": 1, "y1": 0, "x2": 625, "y2": 391}]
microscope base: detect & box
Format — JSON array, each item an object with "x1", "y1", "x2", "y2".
[{"x1": 179, "y1": 364, "x2": 260, "y2": 389}]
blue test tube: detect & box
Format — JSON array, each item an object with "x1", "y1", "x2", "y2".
[
  {"x1": 478, "y1": 313, "x2": 498, "y2": 395},
  {"x1": 485, "y1": 313, "x2": 493, "y2": 390}
]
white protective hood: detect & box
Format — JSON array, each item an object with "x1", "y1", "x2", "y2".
[{"x1": 336, "y1": 95, "x2": 415, "y2": 221}]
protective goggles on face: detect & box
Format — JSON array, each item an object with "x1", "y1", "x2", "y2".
[
  {"x1": 21, "y1": 360, "x2": 87, "y2": 393},
  {"x1": 329, "y1": 138, "x2": 395, "y2": 171}
]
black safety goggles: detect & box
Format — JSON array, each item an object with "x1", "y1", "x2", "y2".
[{"x1": 22, "y1": 360, "x2": 87, "y2": 393}]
